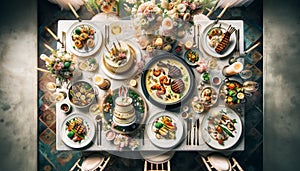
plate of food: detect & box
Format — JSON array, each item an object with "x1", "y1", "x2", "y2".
[
  {"x1": 141, "y1": 54, "x2": 195, "y2": 109},
  {"x1": 61, "y1": 113, "x2": 95, "y2": 148},
  {"x1": 219, "y1": 79, "x2": 245, "y2": 106},
  {"x1": 68, "y1": 80, "x2": 96, "y2": 108},
  {"x1": 147, "y1": 112, "x2": 184, "y2": 149},
  {"x1": 67, "y1": 22, "x2": 102, "y2": 57},
  {"x1": 199, "y1": 86, "x2": 218, "y2": 107},
  {"x1": 184, "y1": 48, "x2": 202, "y2": 66},
  {"x1": 201, "y1": 22, "x2": 236, "y2": 58},
  {"x1": 201, "y1": 107, "x2": 242, "y2": 150},
  {"x1": 100, "y1": 40, "x2": 142, "y2": 80}
]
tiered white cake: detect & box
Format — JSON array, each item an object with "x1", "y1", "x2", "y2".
[
  {"x1": 113, "y1": 97, "x2": 136, "y2": 125},
  {"x1": 104, "y1": 41, "x2": 134, "y2": 73}
]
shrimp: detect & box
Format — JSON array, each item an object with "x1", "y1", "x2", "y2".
[
  {"x1": 153, "y1": 68, "x2": 162, "y2": 77},
  {"x1": 151, "y1": 84, "x2": 166, "y2": 99},
  {"x1": 159, "y1": 76, "x2": 171, "y2": 85}
]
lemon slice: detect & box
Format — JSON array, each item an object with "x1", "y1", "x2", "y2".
[
  {"x1": 237, "y1": 92, "x2": 245, "y2": 99},
  {"x1": 185, "y1": 41, "x2": 193, "y2": 49}
]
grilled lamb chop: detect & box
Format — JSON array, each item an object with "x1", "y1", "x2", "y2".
[
  {"x1": 171, "y1": 79, "x2": 185, "y2": 93},
  {"x1": 215, "y1": 25, "x2": 236, "y2": 54},
  {"x1": 157, "y1": 61, "x2": 182, "y2": 78}
]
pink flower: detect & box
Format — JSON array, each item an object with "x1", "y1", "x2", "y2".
[
  {"x1": 54, "y1": 63, "x2": 63, "y2": 71},
  {"x1": 119, "y1": 52, "x2": 126, "y2": 59},
  {"x1": 190, "y1": 3, "x2": 197, "y2": 10},
  {"x1": 143, "y1": 9, "x2": 150, "y2": 15}
]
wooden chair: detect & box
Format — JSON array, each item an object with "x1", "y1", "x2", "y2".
[
  {"x1": 141, "y1": 151, "x2": 174, "y2": 171},
  {"x1": 201, "y1": 153, "x2": 244, "y2": 171},
  {"x1": 70, "y1": 153, "x2": 111, "y2": 171},
  {"x1": 144, "y1": 160, "x2": 171, "y2": 171}
]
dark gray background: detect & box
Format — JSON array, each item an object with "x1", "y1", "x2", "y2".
[{"x1": 0, "y1": 0, "x2": 299, "y2": 170}]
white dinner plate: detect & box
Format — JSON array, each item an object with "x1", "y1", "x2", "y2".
[
  {"x1": 201, "y1": 21, "x2": 237, "y2": 58},
  {"x1": 100, "y1": 40, "x2": 142, "y2": 80},
  {"x1": 147, "y1": 112, "x2": 184, "y2": 149},
  {"x1": 61, "y1": 113, "x2": 95, "y2": 149},
  {"x1": 66, "y1": 21, "x2": 102, "y2": 57},
  {"x1": 201, "y1": 107, "x2": 242, "y2": 150}
]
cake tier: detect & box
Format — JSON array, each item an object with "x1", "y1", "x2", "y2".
[
  {"x1": 113, "y1": 108, "x2": 136, "y2": 120},
  {"x1": 113, "y1": 114, "x2": 136, "y2": 125},
  {"x1": 114, "y1": 97, "x2": 134, "y2": 113},
  {"x1": 104, "y1": 41, "x2": 133, "y2": 73}
]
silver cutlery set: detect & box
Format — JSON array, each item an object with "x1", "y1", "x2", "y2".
[{"x1": 186, "y1": 119, "x2": 201, "y2": 146}]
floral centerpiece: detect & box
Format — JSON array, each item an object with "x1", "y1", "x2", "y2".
[
  {"x1": 84, "y1": 0, "x2": 120, "y2": 14},
  {"x1": 130, "y1": 1, "x2": 163, "y2": 33},
  {"x1": 125, "y1": 0, "x2": 216, "y2": 51},
  {"x1": 40, "y1": 51, "x2": 75, "y2": 82}
]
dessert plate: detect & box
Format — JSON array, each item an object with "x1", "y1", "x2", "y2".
[
  {"x1": 101, "y1": 87, "x2": 148, "y2": 134},
  {"x1": 100, "y1": 40, "x2": 142, "y2": 80}
]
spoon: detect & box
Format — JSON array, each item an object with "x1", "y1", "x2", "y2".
[{"x1": 95, "y1": 114, "x2": 102, "y2": 146}]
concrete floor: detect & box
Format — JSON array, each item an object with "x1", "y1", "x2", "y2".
[{"x1": 0, "y1": 0, "x2": 299, "y2": 170}]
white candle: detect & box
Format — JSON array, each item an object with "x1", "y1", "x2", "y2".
[
  {"x1": 93, "y1": 75, "x2": 107, "y2": 88},
  {"x1": 68, "y1": 2, "x2": 80, "y2": 19},
  {"x1": 224, "y1": 61, "x2": 243, "y2": 76},
  {"x1": 45, "y1": 27, "x2": 59, "y2": 41},
  {"x1": 43, "y1": 43, "x2": 54, "y2": 52},
  {"x1": 40, "y1": 54, "x2": 53, "y2": 64}
]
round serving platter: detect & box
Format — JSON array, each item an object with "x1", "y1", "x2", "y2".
[
  {"x1": 66, "y1": 21, "x2": 102, "y2": 57},
  {"x1": 141, "y1": 54, "x2": 195, "y2": 110},
  {"x1": 101, "y1": 87, "x2": 148, "y2": 134},
  {"x1": 100, "y1": 40, "x2": 142, "y2": 80}
]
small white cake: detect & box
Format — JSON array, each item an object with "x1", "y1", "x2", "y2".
[
  {"x1": 104, "y1": 41, "x2": 134, "y2": 73},
  {"x1": 113, "y1": 97, "x2": 136, "y2": 125}
]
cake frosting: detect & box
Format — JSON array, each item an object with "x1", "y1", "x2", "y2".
[
  {"x1": 113, "y1": 97, "x2": 136, "y2": 125},
  {"x1": 104, "y1": 41, "x2": 134, "y2": 73}
]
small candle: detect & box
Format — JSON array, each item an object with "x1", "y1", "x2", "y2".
[
  {"x1": 40, "y1": 54, "x2": 53, "y2": 64},
  {"x1": 43, "y1": 43, "x2": 54, "y2": 52},
  {"x1": 93, "y1": 75, "x2": 107, "y2": 88},
  {"x1": 45, "y1": 27, "x2": 59, "y2": 41},
  {"x1": 68, "y1": 3, "x2": 80, "y2": 19}
]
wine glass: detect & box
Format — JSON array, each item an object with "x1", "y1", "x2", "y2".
[{"x1": 239, "y1": 69, "x2": 253, "y2": 80}]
